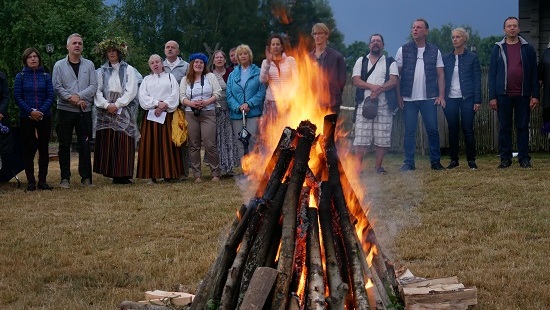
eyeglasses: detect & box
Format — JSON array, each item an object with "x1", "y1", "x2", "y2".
[{"x1": 370, "y1": 39, "x2": 383, "y2": 43}]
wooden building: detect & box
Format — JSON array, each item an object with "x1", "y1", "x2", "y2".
[{"x1": 519, "y1": 0, "x2": 550, "y2": 56}]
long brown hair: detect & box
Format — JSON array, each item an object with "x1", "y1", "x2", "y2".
[{"x1": 185, "y1": 59, "x2": 210, "y2": 84}]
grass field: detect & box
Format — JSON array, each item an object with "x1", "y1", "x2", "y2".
[{"x1": 0, "y1": 150, "x2": 549, "y2": 309}]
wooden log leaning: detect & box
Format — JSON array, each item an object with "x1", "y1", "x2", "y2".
[
  {"x1": 318, "y1": 181, "x2": 348, "y2": 310},
  {"x1": 119, "y1": 301, "x2": 172, "y2": 310},
  {"x1": 306, "y1": 207, "x2": 326, "y2": 310},
  {"x1": 323, "y1": 115, "x2": 370, "y2": 310},
  {"x1": 238, "y1": 147, "x2": 294, "y2": 304},
  {"x1": 219, "y1": 203, "x2": 266, "y2": 310},
  {"x1": 239, "y1": 267, "x2": 279, "y2": 310},
  {"x1": 206, "y1": 198, "x2": 261, "y2": 308},
  {"x1": 255, "y1": 127, "x2": 296, "y2": 200},
  {"x1": 271, "y1": 120, "x2": 317, "y2": 310},
  {"x1": 189, "y1": 204, "x2": 247, "y2": 310}
]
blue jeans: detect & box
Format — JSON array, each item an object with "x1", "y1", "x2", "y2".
[
  {"x1": 403, "y1": 99, "x2": 441, "y2": 165},
  {"x1": 443, "y1": 97, "x2": 476, "y2": 162},
  {"x1": 496, "y1": 95, "x2": 531, "y2": 163}
]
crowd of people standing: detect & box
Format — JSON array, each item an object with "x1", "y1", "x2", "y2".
[{"x1": 1, "y1": 16, "x2": 548, "y2": 191}]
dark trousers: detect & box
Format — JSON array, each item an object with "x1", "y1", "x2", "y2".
[
  {"x1": 443, "y1": 97, "x2": 477, "y2": 162},
  {"x1": 56, "y1": 110, "x2": 92, "y2": 183},
  {"x1": 20, "y1": 116, "x2": 51, "y2": 184},
  {"x1": 496, "y1": 95, "x2": 531, "y2": 163}
]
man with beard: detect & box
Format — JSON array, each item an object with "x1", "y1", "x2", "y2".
[
  {"x1": 396, "y1": 18, "x2": 446, "y2": 171},
  {"x1": 352, "y1": 34, "x2": 399, "y2": 174}
]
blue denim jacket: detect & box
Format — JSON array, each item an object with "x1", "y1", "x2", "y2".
[{"x1": 443, "y1": 50, "x2": 481, "y2": 103}]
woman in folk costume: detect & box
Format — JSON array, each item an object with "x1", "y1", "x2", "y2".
[
  {"x1": 136, "y1": 54, "x2": 182, "y2": 182},
  {"x1": 93, "y1": 37, "x2": 139, "y2": 184},
  {"x1": 211, "y1": 50, "x2": 239, "y2": 176}
]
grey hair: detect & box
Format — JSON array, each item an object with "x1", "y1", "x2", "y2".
[
  {"x1": 66, "y1": 33, "x2": 82, "y2": 45},
  {"x1": 452, "y1": 27, "x2": 469, "y2": 41}
]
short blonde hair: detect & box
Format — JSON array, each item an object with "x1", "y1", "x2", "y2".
[
  {"x1": 147, "y1": 54, "x2": 163, "y2": 74},
  {"x1": 452, "y1": 27, "x2": 469, "y2": 42},
  {"x1": 235, "y1": 44, "x2": 253, "y2": 65},
  {"x1": 312, "y1": 23, "x2": 330, "y2": 36}
]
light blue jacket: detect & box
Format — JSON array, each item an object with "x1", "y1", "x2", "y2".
[{"x1": 226, "y1": 64, "x2": 266, "y2": 120}]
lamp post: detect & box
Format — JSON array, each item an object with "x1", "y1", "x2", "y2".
[
  {"x1": 45, "y1": 44, "x2": 54, "y2": 73},
  {"x1": 470, "y1": 44, "x2": 477, "y2": 53}
]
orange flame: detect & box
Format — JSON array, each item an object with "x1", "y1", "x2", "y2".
[{"x1": 241, "y1": 38, "x2": 333, "y2": 183}]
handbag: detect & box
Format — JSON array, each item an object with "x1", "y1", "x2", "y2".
[{"x1": 362, "y1": 96, "x2": 379, "y2": 119}]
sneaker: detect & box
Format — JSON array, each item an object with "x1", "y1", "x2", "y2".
[
  {"x1": 467, "y1": 161, "x2": 478, "y2": 170},
  {"x1": 519, "y1": 160, "x2": 532, "y2": 168},
  {"x1": 26, "y1": 183, "x2": 36, "y2": 192},
  {"x1": 446, "y1": 160, "x2": 459, "y2": 169},
  {"x1": 399, "y1": 164, "x2": 416, "y2": 172},
  {"x1": 431, "y1": 162, "x2": 446, "y2": 170},
  {"x1": 497, "y1": 159, "x2": 512, "y2": 169},
  {"x1": 375, "y1": 166, "x2": 388, "y2": 175},
  {"x1": 81, "y1": 179, "x2": 94, "y2": 187},
  {"x1": 59, "y1": 179, "x2": 70, "y2": 189},
  {"x1": 37, "y1": 183, "x2": 53, "y2": 190}
]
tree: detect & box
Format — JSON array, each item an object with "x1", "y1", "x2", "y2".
[
  {"x1": 270, "y1": 0, "x2": 345, "y2": 54},
  {"x1": 0, "y1": 0, "x2": 110, "y2": 77},
  {"x1": 477, "y1": 35, "x2": 502, "y2": 67},
  {"x1": 343, "y1": 40, "x2": 369, "y2": 72}
]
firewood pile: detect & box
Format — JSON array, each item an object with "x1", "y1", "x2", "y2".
[
  {"x1": 120, "y1": 115, "x2": 477, "y2": 310},
  {"x1": 190, "y1": 116, "x2": 399, "y2": 310}
]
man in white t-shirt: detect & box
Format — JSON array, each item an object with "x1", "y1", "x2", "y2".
[
  {"x1": 352, "y1": 34, "x2": 398, "y2": 174},
  {"x1": 395, "y1": 18, "x2": 446, "y2": 171}
]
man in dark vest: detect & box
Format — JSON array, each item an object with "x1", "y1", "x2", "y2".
[
  {"x1": 489, "y1": 17, "x2": 539, "y2": 169},
  {"x1": 396, "y1": 18, "x2": 446, "y2": 171}
]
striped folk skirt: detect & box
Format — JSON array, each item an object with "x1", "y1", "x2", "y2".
[
  {"x1": 136, "y1": 112, "x2": 183, "y2": 179},
  {"x1": 93, "y1": 129, "x2": 135, "y2": 178}
]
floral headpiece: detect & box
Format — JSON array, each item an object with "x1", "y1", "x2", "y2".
[{"x1": 93, "y1": 37, "x2": 128, "y2": 59}]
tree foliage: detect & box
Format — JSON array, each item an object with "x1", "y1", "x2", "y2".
[{"x1": 0, "y1": 0, "x2": 111, "y2": 77}]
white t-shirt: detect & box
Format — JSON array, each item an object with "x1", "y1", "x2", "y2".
[
  {"x1": 395, "y1": 46, "x2": 443, "y2": 101},
  {"x1": 448, "y1": 55, "x2": 462, "y2": 98},
  {"x1": 352, "y1": 55, "x2": 399, "y2": 105}
]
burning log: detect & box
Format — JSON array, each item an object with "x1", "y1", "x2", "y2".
[
  {"x1": 238, "y1": 149, "x2": 294, "y2": 301},
  {"x1": 318, "y1": 182, "x2": 348, "y2": 310},
  {"x1": 306, "y1": 207, "x2": 326, "y2": 309},
  {"x1": 271, "y1": 120, "x2": 317, "y2": 310}
]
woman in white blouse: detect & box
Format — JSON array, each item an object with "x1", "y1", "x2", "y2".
[
  {"x1": 136, "y1": 54, "x2": 182, "y2": 182},
  {"x1": 180, "y1": 53, "x2": 222, "y2": 182},
  {"x1": 93, "y1": 38, "x2": 139, "y2": 184},
  {"x1": 259, "y1": 34, "x2": 298, "y2": 126}
]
